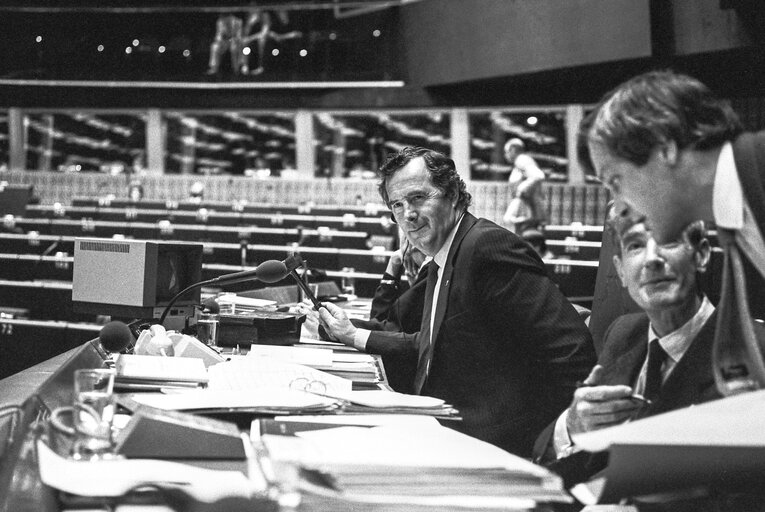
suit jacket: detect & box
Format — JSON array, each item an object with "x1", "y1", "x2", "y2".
[
  {"x1": 367, "y1": 213, "x2": 596, "y2": 457},
  {"x1": 351, "y1": 269, "x2": 428, "y2": 393},
  {"x1": 732, "y1": 131, "x2": 765, "y2": 320},
  {"x1": 533, "y1": 310, "x2": 727, "y2": 485}
]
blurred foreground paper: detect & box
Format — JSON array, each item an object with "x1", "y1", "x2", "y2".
[
  {"x1": 572, "y1": 389, "x2": 765, "y2": 503},
  {"x1": 262, "y1": 424, "x2": 571, "y2": 505},
  {"x1": 37, "y1": 440, "x2": 251, "y2": 501}
]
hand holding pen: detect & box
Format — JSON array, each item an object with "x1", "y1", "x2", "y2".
[{"x1": 565, "y1": 365, "x2": 650, "y2": 437}]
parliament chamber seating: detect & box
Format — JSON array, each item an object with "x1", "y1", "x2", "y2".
[{"x1": 0, "y1": 174, "x2": 611, "y2": 380}]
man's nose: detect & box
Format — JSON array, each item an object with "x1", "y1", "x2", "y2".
[
  {"x1": 402, "y1": 202, "x2": 418, "y2": 221},
  {"x1": 644, "y1": 239, "x2": 665, "y2": 269}
]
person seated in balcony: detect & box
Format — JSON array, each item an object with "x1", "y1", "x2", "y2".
[
  {"x1": 189, "y1": 181, "x2": 205, "y2": 203},
  {"x1": 127, "y1": 180, "x2": 144, "y2": 202}
]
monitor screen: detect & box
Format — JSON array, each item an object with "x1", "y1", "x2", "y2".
[{"x1": 72, "y1": 239, "x2": 203, "y2": 320}]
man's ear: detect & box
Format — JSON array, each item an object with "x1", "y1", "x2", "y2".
[
  {"x1": 695, "y1": 238, "x2": 711, "y2": 273},
  {"x1": 660, "y1": 140, "x2": 679, "y2": 166},
  {"x1": 613, "y1": 254, "x2": 627, "y2": 288}
]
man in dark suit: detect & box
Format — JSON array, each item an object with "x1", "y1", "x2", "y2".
[
  {"x1": 533, "y1": 215, "x2": 726, "y2": 482},
  {"x1": 318, "y1": 146, "x2": 595, "y2": 457},
  {"x1": 350, "y1": 242, "x2": 428, "y2": 393},
  {"x1": 580, "y1": 70, "x2": 765, "y2": 392}
]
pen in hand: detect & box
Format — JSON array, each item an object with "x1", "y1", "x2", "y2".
[{"x1": 576, "y1": 365, "x2": 652, "y2": 405}]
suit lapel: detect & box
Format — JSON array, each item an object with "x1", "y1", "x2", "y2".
[
  {"x1": 429, "y1": 213, "x2": 477, "y2": 349},
  {"x1": 601, "y1": 315, "x2": 650, "y2": 386},
  {"x1": 653, "y1": 312, "x2": 718, "y2": 413}
]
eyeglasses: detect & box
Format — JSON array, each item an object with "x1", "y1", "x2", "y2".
[
  {"x1": 288, "y1": 377, "x2": 327, "y2": 394},
  {"x1": 387, "y1": 191, "x2": 444, "y2": 220}
]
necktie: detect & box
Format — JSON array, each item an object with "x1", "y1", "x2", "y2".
[
  {"x1": 712, "y1": 228, "x2": 765, "y2": 395},
  {"x1": 413, "y1": 261, "x2": 439, "y2": 394},
  {"x1": 643, "y1": 339, "x2": 667, "y2": 402}
]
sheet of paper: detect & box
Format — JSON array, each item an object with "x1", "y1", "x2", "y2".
[
  {"x1": 271, "y1": 414, "x2": 441, "y2": 427},
  {"x1": 332, "y1": 352, "x2": 377, "y2": 363},
  {"x1": 115, "y1": 354, "x2": 208, "y2": 384},
  {"x1": 207, "y1": 357, "x2": 352, "y2": 394},
  {"x1": 574, "y1": 389, "x2": 765, "y2": 452},
  {"x1": 332, "y1": 390, "x2": 445, "y2": 408},
  {"x1": 273, "y1": 424, "x2": 550, "y2": 475},
  {"x1": 129, "y1": 389, "x2": 338, "y2": 411},
  {"x1": 246, "y1": 345, "x2": 334, "y2": 367},
  {"x1": 37, "y1": 440, "x2": 251, "y2": 501}
]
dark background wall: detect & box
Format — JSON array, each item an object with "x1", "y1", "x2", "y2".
[
  {"x1": 0, "y1": 0, "x2": 762, "y2": 109},
  {"x1": 400, "y1": 0, "x2": 651, "y2": 87}
]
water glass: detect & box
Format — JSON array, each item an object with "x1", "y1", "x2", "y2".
[
  {"x1": 197, "y1": 312, "x2": 220, "y2": 346},
  {"x1": 72, "y1": 368, "x2": 116, "y2": 460}
]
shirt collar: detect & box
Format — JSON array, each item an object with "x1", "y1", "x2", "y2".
[
  {"x1": 433, "y1": 212, "x2": 465, "y2": 269},
  {"x1": 648, "y1": 295, "x2": 715, "y2": 364},
  {"x1": 713, "y1": 142, "x2": 744, "y2": 230}
]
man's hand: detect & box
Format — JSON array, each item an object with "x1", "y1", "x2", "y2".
[
  {"x1": 566, "y1": 365, "x2": 643, "y2": 436},
  {"x1": 317, "y1": 302, "x2": 357, "y2": 347},
  {"x1": 297, "y1": 301, "x2": 321, "y2": 339}
]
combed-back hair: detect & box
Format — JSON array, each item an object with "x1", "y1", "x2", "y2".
[
  {"x1": 377, "y1": 146, "x2": 472, "y2": 211},
  {"x1": 579, "y1": 70, "x2": 743, "y2": 174}
]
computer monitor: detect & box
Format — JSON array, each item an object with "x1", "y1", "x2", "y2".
[{"x1": 72, "y1": 238, "x2": 203, "y2": 323}]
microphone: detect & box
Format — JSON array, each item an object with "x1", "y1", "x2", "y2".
[
  {"x1": 210, "y1": 259, "x2": 290, "y2": 286},
  {"x1": 98, "y1": 320, "x2": 134, "y2": 354},
  {"x1": 200, "y1": 297, "x2": 220, "y2": 314},
  {"x1": 157, "y1": 255, "x2": 304, "y2": 324}
]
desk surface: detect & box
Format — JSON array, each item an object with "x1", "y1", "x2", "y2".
[{"x1": 0, "y1": 337, "x2": 568, "y2": 512}]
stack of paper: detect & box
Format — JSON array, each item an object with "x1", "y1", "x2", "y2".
[
  {"x1": 245, "y1": 345, "x2": 383, "y2": 385},
  {"x1": 207, "y1": 357, "x2": 352, "y2": 395},
  {"x1": 330, "y1": 390, "x2": 459, "y2": 418},
  {"x1": 128, "y1": 389, "x2": 340, "y2": 415},
  {"x1": 114, "y1": 354, "x2": 208, "y2": 391},
  {"x1": 261, "y1": 424, "x2": 571, "y2": 507}
]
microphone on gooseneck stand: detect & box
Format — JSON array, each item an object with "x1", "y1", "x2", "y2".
[{"x1": 157, "y1": 255, "x2": 304, "y2": 325}]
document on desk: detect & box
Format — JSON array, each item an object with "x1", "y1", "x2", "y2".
[
  {"x1": 261, "y1": 424, "x2": 570, "y2": 504},
  {"x1": 207, "y1": 357, "x2": 352, "y2": 394},
  {"x1": 114, "y1": 354, "x2": 208, "y2": 390},
  {"x1": 572, "y1": 389, "x2": 765, "y2": 503},
  {"x1": 246, "y1": 345, "x2": 334, "y2": 368},
  {"x1": 129, "y1": 389, "x2": 340, "y2": 413},
  {"x1": 37, "y1": 440, "x2": 252, "y2": 502}
]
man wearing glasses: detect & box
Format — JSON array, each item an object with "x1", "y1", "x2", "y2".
[{"x1": 318, "y1": 146, "x2": 595, "y2": 457}]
